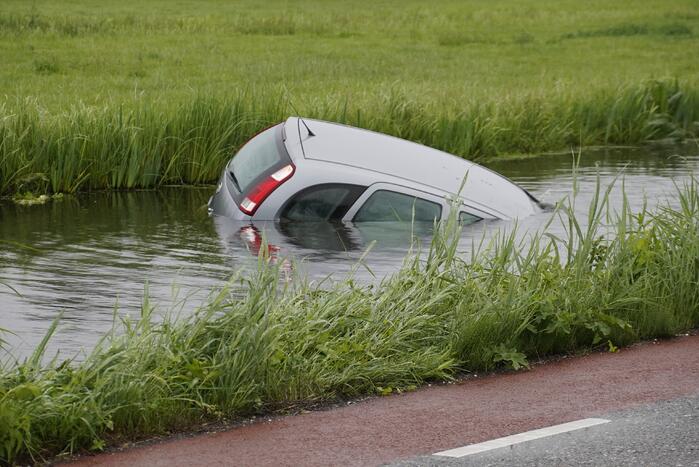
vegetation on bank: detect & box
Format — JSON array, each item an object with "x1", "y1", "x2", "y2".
[
  {"x1": 2, "y1": 80, "x2": 698, "y2": 196},
  {"x1": 2, "y1": 178, "x2": 699, "y2": 464}
]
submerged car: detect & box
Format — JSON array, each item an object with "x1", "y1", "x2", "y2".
[{"x1": 208, "y1": 117, "x2": 542, "y2": 223}]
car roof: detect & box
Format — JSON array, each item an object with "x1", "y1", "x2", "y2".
[{"x1": 286, "y1": 117, "x2": 534, "y2": 218}]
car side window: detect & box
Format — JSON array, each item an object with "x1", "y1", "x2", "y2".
[
  {"x1": 459, "y1": 211, "x2": 482, "y2": 226},
  {"x1": 354, "y1": 190, "x2": 441, "y2": 222},
  {"x1": 280, "y1": 184, "x2": 365, "y2": 221}
]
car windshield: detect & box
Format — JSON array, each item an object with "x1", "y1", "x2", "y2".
[{"x1": 228, "y1": 125, "x2": 282, "y2": 192}]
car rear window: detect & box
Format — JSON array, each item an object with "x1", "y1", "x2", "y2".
[
  {"x1": 354, "y1": 190, "x2": 441, "y2": 222},
  {"x1": 228, "y1": 125, "x2": 285, "y2": 193}
]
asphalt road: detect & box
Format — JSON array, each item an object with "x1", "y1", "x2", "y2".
[
  {"x1": 70, "y1": 334, "x2": 699, "y2": 467},
  {"x1": 389, "y1": 394, "x2": 699, "y2": 466}
]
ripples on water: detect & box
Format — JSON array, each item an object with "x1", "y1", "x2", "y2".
[{"x1": 1, "y1": 143, "x2": 697, "y2": 358}]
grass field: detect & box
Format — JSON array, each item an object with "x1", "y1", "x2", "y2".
[
  {"x1": 2, "y1": 179, "x2": 699, "y2": 463},
  {"x1": 2, "y1": 0, "x2": 698, "y2": 105},
  {"x1": 1, "y1": 0, "x2": 699, "y2": 195}
]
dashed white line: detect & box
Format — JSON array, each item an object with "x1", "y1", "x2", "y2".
[{"x1": 433, "y1": 418, "x2": 611, "y2": 458}]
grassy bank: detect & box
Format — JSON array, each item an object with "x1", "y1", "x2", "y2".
[
  {"x1": 2, "y1": 0, "x2": 699, "y2": 195},
  {"x1": 2, "y1": 80, "x2": 699, "y2": 196},
  {"x1": 2, "y1": 178, "x2": 699, "y2": 463}
]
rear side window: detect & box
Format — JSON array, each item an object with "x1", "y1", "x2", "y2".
[
  {"x1": 354, "y1": 190, "x2": 441, "y2": 222},
  {"x1": 280, "y1": 184, "x2": 366, "y2": 221},
  {"x1": 459, "y1": 211, "x2": 482, "y2": 226}
]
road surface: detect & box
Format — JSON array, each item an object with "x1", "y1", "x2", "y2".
[{"x1": 69, "y1": 334, "x2": 699, "y2": 466}]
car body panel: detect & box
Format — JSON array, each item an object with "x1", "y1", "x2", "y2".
[
  {"x1": 294, "y1": 117, "x2": 536, "y2": 219},
  {"x1": 209, "y1": 116, "x2": 539, "y2": 222}
]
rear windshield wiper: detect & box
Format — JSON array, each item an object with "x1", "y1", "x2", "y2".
[{"x1": 228, "y1": 169, "x2": 242, "y2": 192}]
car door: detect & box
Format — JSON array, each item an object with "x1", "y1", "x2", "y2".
[
  {"x1": 342, "y1": 183, "x2": 448, "y2": 222},
  {"x1": 343, "y1": 182, "x2": 500, "y2": 224}
]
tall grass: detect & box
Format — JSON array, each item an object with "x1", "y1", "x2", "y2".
[
  {"x1": 2, "y1": 176, "x2": 699, "y2": 463},
  {"x1": 0, "y1": 93, "x2": 289, "y2": 195},
  {"x1": 2, "y1": 80, "x2": 698, "y2": 196},
  {"x1": 0, "y1": 9, "x2": 352, "y2": 38}
]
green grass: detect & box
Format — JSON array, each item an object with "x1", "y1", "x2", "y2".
[
  {"x1": 1, "y1": 0, "x2": 698, "y2": 105},
  {"x1": 2, "y1": 177, "x2": 699, "y2": 463},
  {"x1": 1, "y1": 80, "x2": 698, "y2": 195},
  {"x1": 1, "y1": 0, "x2": 699, "y2": 195}
]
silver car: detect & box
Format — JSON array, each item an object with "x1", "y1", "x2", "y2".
[{"x1": 208, "y1": 117, "x2": 541, "y2": 223}]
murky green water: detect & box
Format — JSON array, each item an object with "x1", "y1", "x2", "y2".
[{"x1": 1, "y1": 142, "x2": 698, "y2": 358}]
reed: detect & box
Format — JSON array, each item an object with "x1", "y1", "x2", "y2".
[
  {"x1": 1, "y1": 176, "x2": 699, "y2": 463},
  {"x1": 2, "y1": 80, "x2": 698, "y2": 196}
]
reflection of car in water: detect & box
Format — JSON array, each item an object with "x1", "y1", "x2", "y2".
[
  {"x1": 213, "y1": 217, "x2": 438, "y2": 258},
  {"x1": 238, "y1": 225, "x2": 281, "y2": 257},
  {"x1": 208, "y1": 117, "x2": 543, "y2": 224}
]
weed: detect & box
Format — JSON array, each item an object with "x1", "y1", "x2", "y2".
[
  {"x1": 486, "y1": 344, "x2": 530, "y2": 370},
  {"x1": 437, "y1": 31, "x2": 488, "y2": 46},
  {"x1": 563, "y1": 22, "x2": 693, "y2": 40},
  {"x1": 236, "y1": 15, "x2": 297, "y2": 36},
  {"x1": 513, "y1": 32, "x2": 534, "y2": 45},
  {"x1": 33, "y1": 57, "x2": 60, "y2": 75},
  {"x1": 658, "y1": 22, "x2": 693, "y2": 36},
  {"x1": 11, "y1": 193, "x2": 50, "y2": 205},
  {"x1": 127, "y1": 68, "x2": 147, "y2": 79},
  {"x1": 562, "y1": 23, "x2": 649, "y2": 39}
]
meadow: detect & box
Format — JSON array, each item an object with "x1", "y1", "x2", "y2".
[
  {"x1": 1, "y1": 0, "x2": 699, "y2": 195},
  {"x1": 2, "y1": 178, "x2": 699, "y2": 463}
]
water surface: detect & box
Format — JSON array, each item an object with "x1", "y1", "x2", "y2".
[{"x1": 1, "y1": 142, "x2": 697, "y2": 359}]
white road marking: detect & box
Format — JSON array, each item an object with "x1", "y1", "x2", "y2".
[{"x1": 433, "y1": 418, "x2": 611, "y2": 458}]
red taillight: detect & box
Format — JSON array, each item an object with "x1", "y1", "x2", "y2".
[{"x1": 239, "y1": 164, "x2": 295, "y2": 215}]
